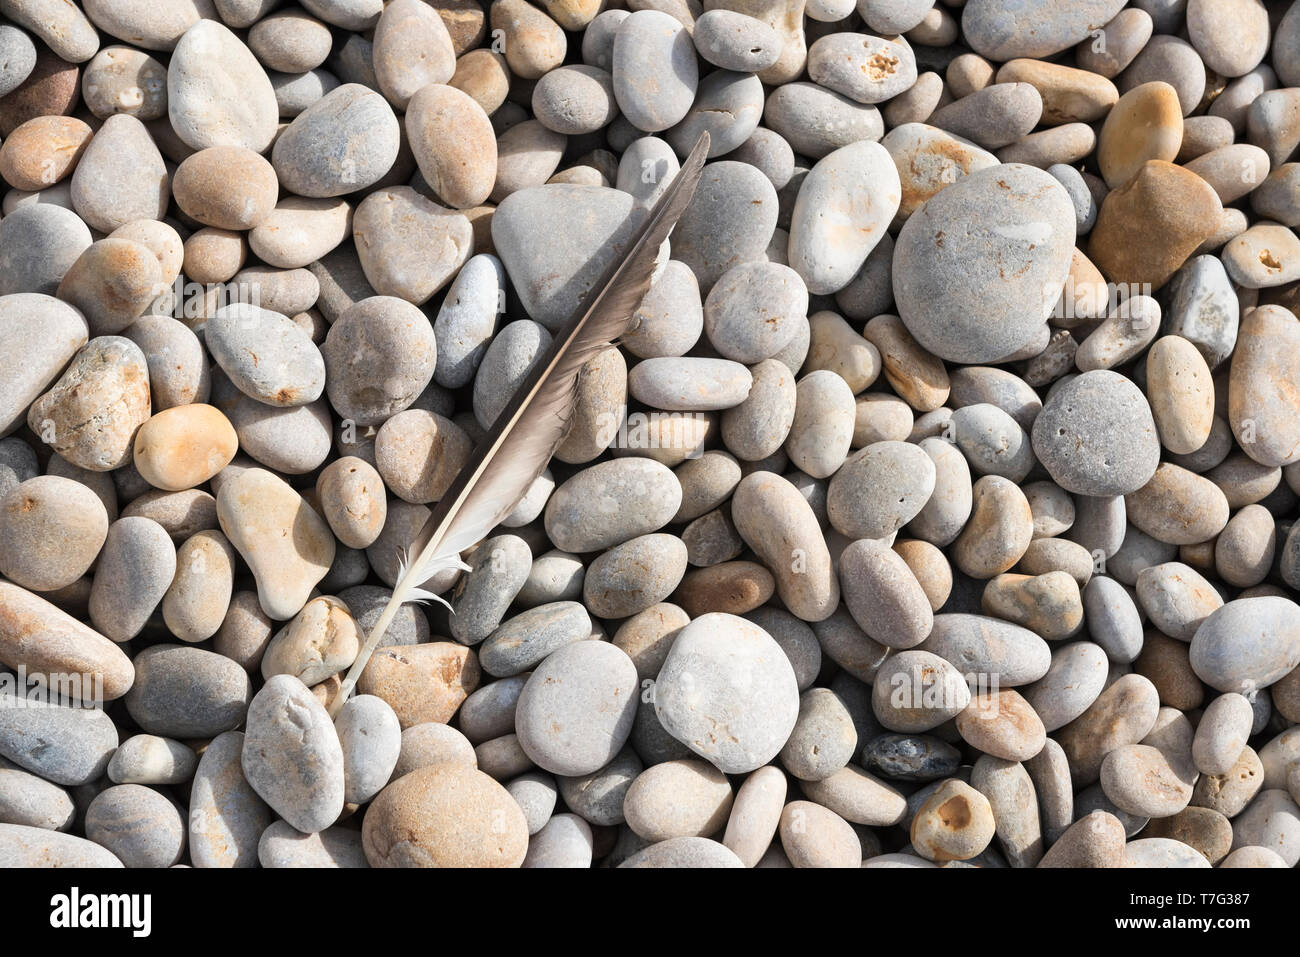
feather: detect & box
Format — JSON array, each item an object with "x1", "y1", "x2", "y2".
[{"x1": 330, "y1": 132, "x2": 711, "y2": 715}]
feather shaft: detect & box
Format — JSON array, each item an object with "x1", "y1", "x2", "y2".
[{"x1": 329, "y1": 132, "x2": 711, "y2": 716}]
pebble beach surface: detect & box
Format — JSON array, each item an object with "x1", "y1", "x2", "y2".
[{"x1": 1, "y1": 0, "x2": 1300, "y2": 872}]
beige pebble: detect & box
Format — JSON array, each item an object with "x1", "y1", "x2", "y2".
[
  {"x1": 215, "y1": 467, "x2": 335, "y2": 620},
  {"x1": 133, "y1": 404, "x2": 238, "y2": 492}
]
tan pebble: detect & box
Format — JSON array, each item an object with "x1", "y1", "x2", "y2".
[
  {"x1": 0, "y1": 580, "x2": 134, "y2": 700},
  {"x1": 1038, "y1": 810, "x2": 1126, "y2": 867},
  {"x1": 981, "y1": 571, "x2": 1082, "y2": 639},
  {"x1": 731, "y1": 471, "x2": 838, "y2": 622},
  {"x1": 449, "y1": 49, "x2": 511, "y2": 116},
  {"x1": 261, "y1": 596, "x2": 360, "y2": 686},
  {"x1": 183, "y1": 227, "x2": 247, "y2": 285},
  {"x1": 1088, "y1": 160, "x2": 1221, "y2": 290},
  {"x1": 951, "y1": 476, "x2": 1033, "y2": 579},
  {"x1": 373, "y1": 409, "x2": 473, "y2": 505},
  {"x1": 673, "y1": 560, "x2": 775, "y2": 617},
  {"x1": 133, "y1": 404, "x2": 238, "y2": 492},
  {"x1": 863, "y1": 314, "x2": 950, "y2": 412},
  {"x1": 1145, "y1": 335, "x2": 1214, "y2": 454},
  {"x1": 1056, "y1": 673, "x2": 1160, "y2": 785},
  {"x1": 780, "y1": 800, "x2": 861, "y2": 868},
  {"x1": 406, "y1": 83, "x2": 497, "y2": 210},
  {"x1": 248, "y1": 197, "x2": 353, "y2": 270},
  {"x1": 1228, "y1": 305, "x2": 1300, "y2": 468},
  {"x1": 891, "y1": 539, "x2": 951, "y2": 611},
  {"x1": 0, "y1": 115, "x2": 92, "y2": 191},
  {"x1": 910, "y1": 779, "x2": 995, "y2": 863},
  {"x1": 1135, "y1": 629, "x2": 1205, "y2": 711},
  {"x1": 490, "y1": 0, "x2": 566, "y2": 81},
  {"x1": 996, "y1": 59, "x2": 1118, "y2": 125},
  {"x1": 56, "y1": 239, "x2": 163, "y2": 336},
  {"x1": 1125, "y1": 463, "x2": 1230, "y2": 545},
  {"x1": 722, "y1": 764, "x2": 786, "y2": 867},
  {"x1": 362, "y1": 763, "x2": 527, "y2": 867},
  {"x1": 1096, "y1": 81, "x2": 1183, "y2": 188},
  {"x1": 955, "y1": 689, "x2": 1046, "y2": 762},
  {"x1": 162, "y1": 529, "x2": 235, "y2": 643},
  {"x1": 172, "y1": 146, "x2": 278, "y2": 231},
  {"x1": 315, "y1": 456, "x2": 387, "y2": 549},
  {"x1": 373, "y1": 0, "x2": 457, "y2": 109},
  {"x1": 357, "y1": 641, "x2": 481, "y2": 728},
  {"x1": 1100, "y1": 742, "x2": 1194, "y2": 817},
  {"x1": 215, "y1": 467, "x2": 334, "y2": 620},
  {"x1": 623, "y1": 759, "x2": 733, "y2": 842},
  {"x1": 27, "y1": 337, "x2": 150, "y2": 472}
]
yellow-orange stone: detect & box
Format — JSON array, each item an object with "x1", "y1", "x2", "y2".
[{"x1": 133, "y1": 404, "x2": 239, "y2": 491}]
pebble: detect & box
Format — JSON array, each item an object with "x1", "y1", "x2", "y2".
[
  {"x1": 168, "y1": 21, "x2": 278, "y2": 153},
  {"x1": 274, "y1": 84, "x2": 401, "y2": 199},
  {"x1": 0, "y1": 761, "x2": 74, "y2": 831},
  {"x1": 894, "y1": 164, "x2": 1074, "y2": 364},
  {"x1": 628, "y1": 357, "x2": 752, "y2": 411},
  {"x1": 334, "y1": 694, "x2": 401, "y2": 805},
  {"x1": 652, "y1": 613, "x2": 798, "y2": 774},
  {"x1": 788, "y1": 141, "x2": 900, "y2": 295},
  {"x1": 261, "y1": 596, "x2": 359, "y2": 686},
  {"x1": 779, "y1": 800, "x2": 861, "y2": 868},
  {"x1": 126, "y1": 644, "x2": 251, "y2": 739},
  {"x1": 84, "y1": 784, "x2": 185, "y2": 868},
  {"x1": 356, "y1": 641, "x2": 480, "y2": 728},
  {"x1": 408, "y1": 83, "x2": 496, "y2": 209},
  {"x1": 838, "y1": 538, "x2": 934, "y2": 650},
  {"x1": 693, "y1": 10, "x2": 781, "y2": 73},
  {"x1": 618, "y1": 835, "x2": 743, "y2": 868},
  {"x1": 0, "y1": 477, "x2": 108, "y2": 592},
  {"x1": 1031, "y1": 370, "x2": 1160, "y2": 496},
  {"x1": 910, "y1": 778, "x2": 996, "y2": 863},
  {"x1": 0, "y1": 823, "x2": 122, "y2": 867},
  {"x1": 515, "y1": 641, "x2": 637, "y2": 776},
  {"x1": 1088, "y1": 160, "x2": 1221, "y2": 290},
  {"x1": 624, "y1": 758, "x2": 732, "y2": 841},
  {"x1": 612, "y1": 11, "x2": 697, "y2": 133},
  {"x1": 216, "y1": 467, "x2": 335, "y2": 620},
  {"x1": 363, "y1": 763, "x2": 528, "y2": 867},
  {"x1": 106, "y1": 735, "x2": 196, "y2": 787},
  {"x1": 87, "y1": 516, "x2": 176, "y2": 642},
  {"x1": 544, "y1": 457, "x2": 680, "y2": 553}
]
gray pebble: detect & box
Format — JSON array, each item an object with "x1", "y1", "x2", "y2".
[
  {"x1": 612, "y1": 10, "x2": 697, "y2": 133},
  {"x1": 107, "y1": 735, "x2": 197, "y2": 786},
  {"x1": 0, "y1": 757, "x2": 74, "y2": 830},
  {"x1": 894, "y1": 163, "x2": 1073, "y2": 363},
  {"x1": 506, "y1": 771, "x2": 559, "y2": 834},
  {"x1": 272, "y1": 84, "x2": 399, "y2": 197},
  {"x1": 1031, "y1": 370, "x2": 1160, "y2": 497},
  {"x1": 480, "y1": 601, "x2": 592, "y2": 677},
  {"x1": 670, "y1": 160, "x2": 778, "y2": 292},
  {"x1": 654, "y1": 612, "x2": 799, "y2": 774},
  {"x1": 85, "y1": 784, "x2": 185, "y2": 868},
  {"x1": 0, "y1": 204, "x2": 92, "y2": 297},
  {"x1": 763, "y1": 82, "x2": 884, "y2": 159},
  {"x1": 125, "y1": 644, "x2": 252, "y2": 738},
  {"x1": 257, "y1": 820, "x2": 368, "y2": 868},
  {"x1": 0, "y1": 693, "x2": 118, "y2": 786},
  {"x1": 0, "y1": 24, "x2": 36, "y2": 97},
  {"x1": 544, "y1": 457, "x2": 681, "y2": 553},
  {"x1": 515, "y1": 641, "x2": 638, "y2": 776},
  {"x1": 449, "y1": 535, "x2": 532, "y2": 644},
  {"x1": 335, "y1": 694, "x2": 401, "y2": 805},
  {"x1": 189, "y1": 731, "x2": 273, "y2": 868},
  {"x1": 242, "y1": 674, "x2": 345, "y2": 834},
  {"x1": 0, "y1": 823, "x2": 122, "y2": 867},
  {"x1": 666, "y1": 69, "x2": 764, "y2": 159},
  {"x1": 207, "y1": 303, "x2": 325, "y2": 408},
  {"x1": 863, "y1": 733, "x2": 962, "y2": 782}
]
